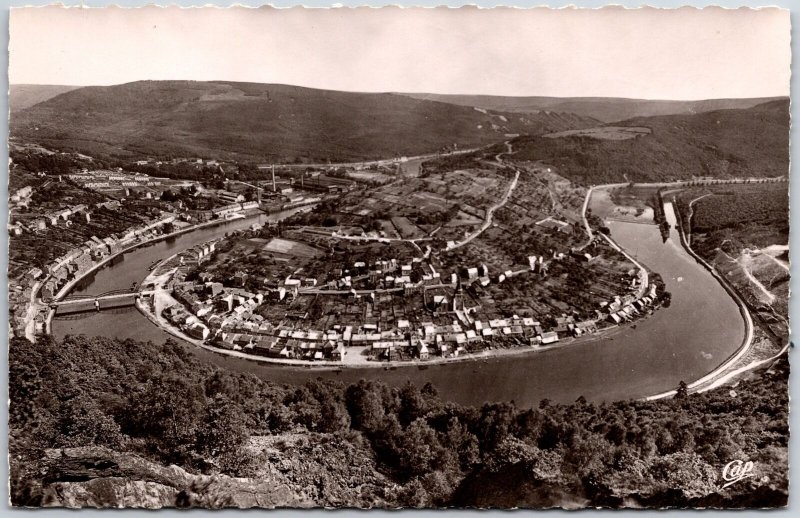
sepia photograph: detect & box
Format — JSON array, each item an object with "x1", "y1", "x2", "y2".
[{"x1": 6, "y1": 4, "x2": 791, "y2": 509}]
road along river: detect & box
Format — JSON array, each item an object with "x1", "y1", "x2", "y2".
[{"x1": 53, "y1": 202, "x2": 746, "y2": 408}]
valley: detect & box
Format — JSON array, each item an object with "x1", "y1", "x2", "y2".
[{"x1": 7, "y1": 80, "x2": 791, "y2": 510}]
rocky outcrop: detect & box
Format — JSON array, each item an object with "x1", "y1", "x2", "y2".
[{"x1": 35, "y1": 447, "x2": 310, "y2": 509}]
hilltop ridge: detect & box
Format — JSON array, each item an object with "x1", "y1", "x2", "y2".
[
  {"x1": 398, "y1": 92, "x2": 788, "y2": 123},
  {"x1": 10, "y1": 80, "x2": 598, "y2": 162}
]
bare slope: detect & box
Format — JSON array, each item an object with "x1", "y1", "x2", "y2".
[
  {"x1": 9, "y1": 84, "x2": 82, "y2": 112},
  {"x1": 399, "y1": 92, "x2": 786, "y2": 123},
  {"x1": 10, "y1": 81, "x2": 598, "y2": 162}
]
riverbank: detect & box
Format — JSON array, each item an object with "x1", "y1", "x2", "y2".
[
  {"x1": 50, "y1": 178, "x2": 753, "y2": 406},
  {"x1": 41, "y1": 207, "x2": 318, "y2": 338},
  {"x1": 583, "y1": 185, "x2": 758, "y2": 400},
  {"x1": 136, "y1": 282, "x2": 636, "y2": 370},
  {"x1": 643, "y1": 202, "x2": 755, "y2": 400},
  {"x1": 40, "y1": 213, "x2": 254, "y2": 333}
]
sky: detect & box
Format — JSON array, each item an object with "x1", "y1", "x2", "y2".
[{"x1": 9, "y1": 6, "x2": 791, "y2": 100}]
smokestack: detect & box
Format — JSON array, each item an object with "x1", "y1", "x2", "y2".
[{"x1": 271, "y1": 165, "x2": 276, "y2": 192}]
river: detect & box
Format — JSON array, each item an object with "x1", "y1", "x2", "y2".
[{"x1": 52, "y1": 202, "x2": 745, "y2": 408}]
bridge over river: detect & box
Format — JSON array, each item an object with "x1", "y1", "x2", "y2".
[
  {"x1": 52, "y1": 290, "x2": 155, "y2": 315},
  {"x1": 51, "y1": 199, "x2": 748, "y2": 407}
]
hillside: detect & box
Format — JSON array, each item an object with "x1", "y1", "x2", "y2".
[
  {"x1": 399, "y1": 93, "x2": 786, "y2": 123},
  {"x1": 498, "y1": 100, "x2": 790, "y2": 185},
  {"x1": 9, "y1": 84, "x2": 81, "y2": 112},
  {"x1": 10, "y1": 334, "x2": 788, "y2": 508},
  {"x1": 10, "y1": 81, "x2": 598, "y2": 163}
]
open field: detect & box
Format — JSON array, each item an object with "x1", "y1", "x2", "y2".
[
  {"x1": 398, "y1": 91, "x2": 786, "y2": 122},
  {"x1": 263, "y1": 238, "x2": 324, "y2": 258},
  {"x1": 337, "y1": 167, "x2": 509, "y2": 232},
  {"x1": 445, "y1": 210, "x2": 482, "y2": 227},
  {"x1": 544, "y1": 126, "x2": 651, "y2": 140},
  {"x1": 390, "y1": 216, "x2": 426, "y2": 239}
]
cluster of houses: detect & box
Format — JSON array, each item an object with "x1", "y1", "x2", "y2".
[
  {"x1": 8, "y1": 212, "x2": 181, "y2": 340},
  {"x1": 9, "y1": 185, "x2": 33, "y2": 209},
  {"x1": 155, "y1": 237, "x2": 636, "y2": 363},
  {"x1": 9, "y1": 267, "x2": 42, "y2": 338},
  {"x1": 8, "y1": 203, "x2": 91, "y2": 236},
  {"x1": 39, "y1": 214, "x2": 180, "y2": 302},
  {"x1": 185, "y1": 201, "x2": 262, "y2": 222},
  {"x1": 135, "y1": 157, "x2": 221, "y2": 167},
  {"x1": 604, "y1": 283, "x2": 659, "y2": 324},
  {"x1": 163, "y1": 278, "x2": 605, "y2": 362},
  {"x1": 67, "y1": 169, "x2": 161, "y2": 190}
]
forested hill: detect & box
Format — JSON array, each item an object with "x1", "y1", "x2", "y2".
[
  {"x1": 493, "y1": 100, "x2": 790, "y2": 185},
  {"x1": 10, "y1": 335, "x2": 787, "y2": 509},
  {"x1": 10, "y1": 80, "x2": 597, "y2": 163},
  {"x1": 398, "y1": 92, "x2": 787, "y2": 123},
  {"x1": 9, "y1": 84, "x2": 81, "y2": 112}
]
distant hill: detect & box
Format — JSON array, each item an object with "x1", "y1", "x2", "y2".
[
  {"x1": 501, "y1": 99, "x2": 790, "y2": 184},
  {"x1": 9, "y1": 84, "x2": 81, "y2": 112},
  {"x1": 398, "y1": 93, "x2": 787, "y2": 123},
  {"x1": 10, "y1": 81, "x2": 599, "y2": 162}
]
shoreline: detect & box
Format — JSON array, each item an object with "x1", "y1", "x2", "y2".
[
  {"x1": 41, "y1": 207, "x2": 307, "y2": 333},
  {"x1": 133, "y1": 217, "x2": 646, "y2": 370},
  {"x1": 586, "y1": 184, "x2": 756, "y2": 401},
  {"x1": 135, "y1": 289, "x2": 634, "y2": 370},
  {"x1": 51, "y1": 179, "x2": 762, "y2": 399},
  {"x1": 42, "y1": 216, "x2": 240, "y2": 331},
  {"x1": 643, "y1": 201, "x2": 755, "y2": 400}
]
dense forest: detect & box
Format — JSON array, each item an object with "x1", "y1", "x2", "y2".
[
  {"x1": 505, "y1": 100, "x2": 789, "y2": 185},
  {"x1": 9, "y1": 334, "x2": 788, "y2": 508},
  {"x1": 675, "y1": 183, "x2": 789, "y2": 258}
]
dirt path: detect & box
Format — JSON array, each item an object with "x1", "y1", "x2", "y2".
[
  {"x1": 446, "y1": 142, "x2": 520, "y2": 251},
  {"x1": 685, "y1": 193, "x2": 712, "y2": 245}
]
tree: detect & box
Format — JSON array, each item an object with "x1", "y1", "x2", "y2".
[
  {"x1": 676, "y1": 380, "x2": 689, "y2": 399},
  {"x1": 345, "y1": 380, "x2": 387, "y2": 434},
  {"x1": 394, "y1": 419, "x2": 451, "y2": 478},
  {"x1": 198, "y1": 394, "x2": 251, "y2": 476},
  {"x1": 398, "y1": 383, "x2": 428, "y2": 427},
  {"x1": 126, "y1": 374, "x2": 207, "y2": 462},
  {"x1": 319, "y1": 399, "x2": 351, "y2": 433},
  {"x1": 60, "y1": 395, "x2": 125, "y2": 449}
]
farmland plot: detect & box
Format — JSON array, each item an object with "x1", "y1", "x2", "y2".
[{"x1": 391, "y1": 216, "x2": 427, "y2": 239}]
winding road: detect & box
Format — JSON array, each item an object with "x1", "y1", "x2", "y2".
[{"x1": 446, "y1": 142, "x2": 520, "y2": 251}]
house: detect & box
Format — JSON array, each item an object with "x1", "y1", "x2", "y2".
[
  {"x1": 536, "y1": 216, "x2": 573, "y2": 234},
  {"x1": 185, "y1": 323, "x2": 210, "y2": 340},
  {"x1": 418, "y1": 341, "x2": 430, "y2": 360},
  {"x1": 31, "y1": 218, "x2": 47, "y2": 231},
  {"x1": 331, "y1": 342, "x2": 346, "y2": 361},
  {"x1": 540, "y1": 331, "x2": 559, "y2": 345},
  {"x1": 233, "y1": 271, "x2": 249, "y2": 287}
]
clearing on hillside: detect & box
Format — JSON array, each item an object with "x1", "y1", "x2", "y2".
[
  {"x1": 543, "y1": 126, "x2": 652, "y2": 140},
  {"x1": 263, "y1": 238, "x2": 323, "y2": 258}
]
